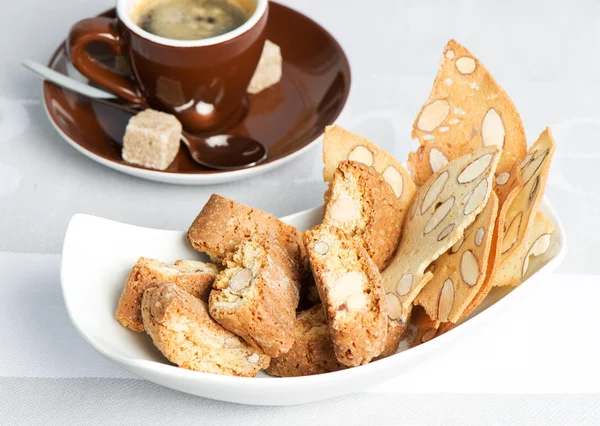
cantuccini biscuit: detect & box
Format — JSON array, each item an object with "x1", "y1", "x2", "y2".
[
  {"x1": 266, "y1": 305, "x2": 345, "y2": 377},
  {"x1": 324, "y1": 160, "x2": 403, "y2": 270},
  {"x1": 209, "y1": 236, "x2": 300, "y2": 357},
  {"x1": 116, "y1": 257, "x2": 217, "y2": 332},
  {"x1": 304, "y1": 224, "x2": 387, "y2": 367}
]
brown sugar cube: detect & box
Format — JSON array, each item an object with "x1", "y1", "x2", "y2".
[
  {"x1": 266, "y1": 305, "x2": 346, "y2": 377},
  {"x1": 324, "y1": 160, "x2": 404, "y2": 270},
  {"x1": 187, "y1": 193, "x2": 309, "y2": 277},
  {"x1": 209, "y1": 236, "x2": 300, "y2": 357},
  {"x1": 116, "y1": 257, "x2": 217, "y2": 332},
  {"x1": 142, "y1": 283, "x2": 269, "y2": 377},
  {"x1": 304, "y1": 224, "x2": 387, "y2": 367},
  {"x1": 122, "y1": 109, "x2": 182, "y2": 170}
]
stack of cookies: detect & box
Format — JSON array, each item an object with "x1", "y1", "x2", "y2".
[{"x1": 113, "y1": 39, "x2": 558, "y2": 377}]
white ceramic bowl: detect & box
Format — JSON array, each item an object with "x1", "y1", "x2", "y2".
[{"x1": 61, "y1": 198, "x2": 566, "y2": 405}]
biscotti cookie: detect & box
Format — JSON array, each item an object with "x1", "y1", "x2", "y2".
[
  {"x1": 324, "y1": 160, "x2": 403, "y2": 270},
  {"x1": 209, "y1": 236, "x2": 300, "y2": 357},
  {"x1": 187, "y1": 193, "x2": 308, "y2": 276},
  {"x1": 266, "y1": 305, "x2": 345, "y2": 377},
  {"x1": 116, "y1": 257, "x2": 217, "y2": 332},
  {"x1": 304, "y1": 224, "x2": 387, "y2": 366},
  {"x1": 322, "y1": 125, "x2": 416, "y2": 210},
  {"x1": 142, "y1": 283, "x2": 269, "y2": 377},
  {"x1": 382, "y1": 146, "x2": 500, "y2": 323},
  {"x1": 408, "y1": 39, "x2": 527, "y2": 185}
]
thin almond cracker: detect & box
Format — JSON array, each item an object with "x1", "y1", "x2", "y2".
[
  {"x1": 414, "y1": 192, "x2": 498, "y2": 324},
  {"x1": 382, "y1": 146, "x2": 501, "y2": 323},
  {"x1": 494, "y1": 128, "x2": 556, "y2": 286},
  {"x1": 322, "y1": 125, "x2": 416, "y2": 209},
  {"x1": 436, "y1": 164, "x2": 523, "y2": 335},
  {"x1": 408, "y1": 39, "x2": 527, "y2": 185},
  {"x1": 494, "y1": 211, "x2": 556, "y2": 287}
]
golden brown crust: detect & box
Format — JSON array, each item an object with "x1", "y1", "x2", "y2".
[
  {"x1": 375, "y1": 320, "x2": 406, "y2": 360},
  {"x1": 324, "y1": 161, "x2": 403, "y2": 270},
  {"x1": 142, "y1": 283, "x2": 269, "y2": 377},
  {"x1": 116, "y1": 257, "x2": 216, "y2": 332},
  {"x1": 209, "y1": 236, "x2": 300, "y2": 357},
  {"x1": 266, "y1": 305, "x2": 346, "y2": 377},
  {"x1": 187, "y1": 193, "x2": 310, "y2": 285},
  {"x1": 304, "y1": 224, "x2": 387, "y2": 367}
]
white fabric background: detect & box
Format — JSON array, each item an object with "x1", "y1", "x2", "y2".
[{"x1": 1, "y1": 0, "x2": 600, "y2": 423}]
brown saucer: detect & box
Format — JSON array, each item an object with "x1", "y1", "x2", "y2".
[{"x1": 43, "y1": 2, "x2": 351, "y2": 184}]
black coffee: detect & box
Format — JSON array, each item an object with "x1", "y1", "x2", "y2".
[{"x1": 134, "y1": 0, "x2": 253, "y2": 40}]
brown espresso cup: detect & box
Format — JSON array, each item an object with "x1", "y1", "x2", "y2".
[{"x1": 66, "y1": 0, "x2": 269, "y2": 133}]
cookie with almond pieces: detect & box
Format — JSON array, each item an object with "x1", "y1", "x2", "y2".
[
  {"x1": 142, "y1": 283, "x2": 269, "y2": 377},
  {"x1": 436, "y1": 165, "x2": 523, "y2": 334},
  {"x1": 304, "y1": 224, "x2": 387, "y2": 366},
  {"x1": 324, "y1": 160, "x2": 403, "y2": 270},
  {"x1": 116, "y1": 257, "x2": 218, "y2": 332},
  {"x1": 408, "y1": 39, "x2": 527, "y2": 185},
  {"x1": 415, "y1": 192, "x2": 498, "y2": 324},
  {"x1": 382, "y1": 146, "x2": 501, "y2": 323},
  {"x1": 209, "y1": 236, "x2": 300, "y2": 358},
  {"x1": 266, "y1": 305, "x2": 346, "y2": 377},
  {"x1": 322, "y1": 125, "x2": 416, "y2": 209}
]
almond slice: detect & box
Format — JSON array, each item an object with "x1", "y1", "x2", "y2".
[
  {"x1": 421, "y1": 171, "x2": 449, "y2": 214},
  {"x1": 438, "y1": 223, "x2": 455, "y2": 241},
  {"x1": 348, "y1": 145, "x2": 374, "y2": 166},
  {"x1": 438, "y1": 279, "x2": 455, "y2": 321},
  {"x1": 481, "y1": 108, "x2": 505, "y2": 148},
  {"x1": 460, "y1": 250, "x2": 479, "y2": 286},
  {"x1": 430, "y1": 148, "x2": 449, "y2": 172},
  {"x1": 416, "y1": 100, "x2": 451, "y2": 132},
  {"x1": 456, "y1": 57, "x2": 477, "y2": 75},
  {"x1": 408, "y1": 39, "x2": 526, "y2": 186},
  {"x1": 382, "y1": 146, "x2": 500, "y2": 322},
  {"x1": 382, "y1": 166, "x2": 404, "y2": 198},
  {"x1": 396, "y1": 273, "x2": 413, "y2": 296},
  {"x1": 496, "y1": 171, "x2": 510, "y2": 185},
  {"x1": 424, "y1": 197, "x2": 455, "y2": 234},
  {"x1": 522, "y1": 234, "x2": 552, "y2": 277},
  {"x1": 464, "y1": 179, "x2": 488, "y2": 214},
  {"x1": 458, "y1": 153, "x2": 494, "y2": 183}
]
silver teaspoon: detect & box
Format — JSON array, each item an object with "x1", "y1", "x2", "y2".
[{"x1": 23, "y1": 59, "x2": 267, "y2": 171}]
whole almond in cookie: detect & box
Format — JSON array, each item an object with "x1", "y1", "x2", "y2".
[
  {"x1": 322, "y1": 125, "x2": 416, "y2": 211},
  {"x1": 408, "y1": 39, "x2": 527, "y2": 185},
  {"x1": 324, "y1": 161, "x2": 404, "y2": 270},
  {"x1": 381, "y1": 146, "x2": 501, "y2": 323},
  {"x1": 209, "y1": 236, "x2": 301, "y2": 358},
  {"x1": 415, "y1": 192, "x2": 498, "y2": 323}
]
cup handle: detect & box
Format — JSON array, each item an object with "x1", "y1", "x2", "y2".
[{"x1": 66, "y1": 17, "x2": 145, "y2": 106}]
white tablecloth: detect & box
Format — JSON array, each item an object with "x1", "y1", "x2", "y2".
[{"x1": 2, "y1": 0, "x2": 600, "y2": 423}]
